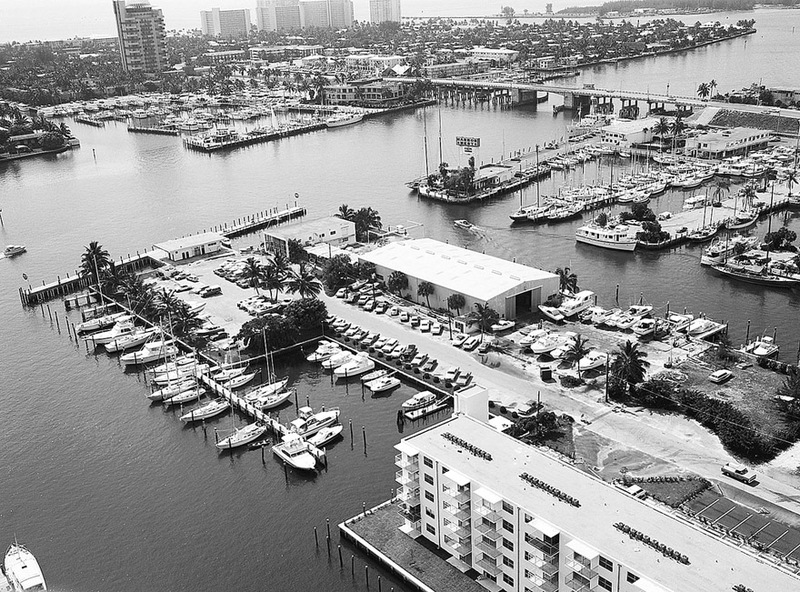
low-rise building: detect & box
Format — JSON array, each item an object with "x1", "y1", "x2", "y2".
[
  {"x1": 470, "y1": 46, "x2": 519, "y2": 64},
  {"x1": 322, "y1": 80, "x2": 404, "y2": 105},
  {"x1": 684, "y1": 127, "x2": 771, "y2": 159},
  {"x1": 422, "y1": 60, "x2": 489, "y2": 78},
  {"x1": 600, "y1": 117, "x2": 660, "y2": 147},
  {"x1": 358, "y1": 238, "x2": 558, "y2": 319},
  {"x1": 345, "y1": 54, "x2": 405, "y2": 74},
  {"x1": 263, "y1": 216, "x2": 355, "y2": 256},
  {"x1": 203, "y1": 50, "x2": 246, "y2": 64},
  {"x1": 248, "y1": 44, "x2": 323, "y2": 62},
  {"x1": 154, "y1": 232, "x2": 225, "y2": 262}
]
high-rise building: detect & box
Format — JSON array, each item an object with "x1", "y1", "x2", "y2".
[
  {"x1": 256, "y1": 0, "x2": 302, "y2": 32},
  {"x1": 200, "y1": 7, "x2": 251, "y2": 38},
  {"x1": 393, "y1": 406, "x2": 800, "y2": 592},
  {"x1": 369, "y1": 0, "x2": 401, "y2": 24},
  {"x1": 112, "y1": 0, "x2": 168, "y2": 73}
]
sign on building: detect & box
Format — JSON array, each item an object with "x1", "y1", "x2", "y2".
[{"x1": 456, "y1": 136, "x2": 481, "y2": 165}]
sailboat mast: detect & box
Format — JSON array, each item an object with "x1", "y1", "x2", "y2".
[
  {"x1": 535, "y1": 145, "x2": 541, "y2": 206},
  {"x1": 423, "y1": 114, "x2": 430, "y2": 177},
  {"x1": 437, "y1": 105, "x2": 443, "y2": 167}
]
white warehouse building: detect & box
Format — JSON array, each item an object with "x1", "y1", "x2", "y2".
[{"x1": 358, "y1": 238, "x2": 558, "y2": 319}]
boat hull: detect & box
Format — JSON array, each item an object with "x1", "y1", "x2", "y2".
[{"x1": 576, "y1": 234, "x2": 637, "y2": 251}]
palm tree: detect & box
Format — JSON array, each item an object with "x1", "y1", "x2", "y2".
[
  {"x1": 287, "y1": 264, "x2": 322, "y2": 299},
  {"x1": 670, "y1": 116, "x2": 687, "y2": 154},
  {"x1": 335, "y1": 203, "x2": 355, "y2": 221},
  {"x1": 469, "y1": 303, "x2": 500, "y2": 342},
  {"x1": 712, "y1": 178, "x2": 730, "y2": 206},
  {"x1": 241, "y1": 257, "x2": 266, "y2": 294},
  {"x1": 564, "y1": 335, "x2": 591, "y2": 380},
  {"x1": 99, "y1": 261, "x2": 130, "y2": 296},
  {"x1": 741, "y1": 183, "x2": 757, "y2": 209},
  {"x1": 709, "y1": 79, "x2": 717, "y2": 98},
  {"x1": 353, "y1": 207, "x2": 382, "y2": 242},
  {"x1": 262, "y1": 264, "x2": 285, "y2": 302},
  {"x1": 80, "y1": 241, "x2": 111, "y2": 285},
  {"x1": 417, "y1": 281, "x2": 435, "y2": 308},
  {"x1": 172, "y1": 303, "x2": 203, "y2": 340},
  {"x1": 697, "y1": 82, "x2": 710, "y2": 100},
  {"x1": 387, "y1": 270, "x2": 408, "y2": 295},
  {"x1": 653, "y1": 117, "x2": 671, "y2": 145},
  {"x1": 447, "y1": 293, "x2": 466, "y2": 316},
  {"x1": 555, "y1": 267, "x2": 579, "y2": 294},
  {"x1": 610, "y1": 340, "x2": 650, "y2": 396},
  {"x1": 786, "y1": 169, "x2": 797, "y2": 197}
]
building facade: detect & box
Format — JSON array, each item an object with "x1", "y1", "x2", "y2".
[
  {"x1": 256, "y1": 0, "x2": 302, "y2": 32},
  {"x1": 684, "y1": 127, "x2": 772, "y2": 159},
  {"x1": 112, "y1": 0, "x2": 168, "y2": 74},
  {"x1": 263, "y1": 217, "x2": 356, "y2": 256},
  {"x1": 322, "y1": 80, "x2": 404, "y2": 105},
  {"x1": 395, "y1": 413, "x2": 800, "y2": 592},
  {"x1": 200, "y1": 8, "x2": 251, "y2": 38},
  {"x1": 370, "y1": 0, "x2": 401, "y2": 23},
  {"x1": 249, "y1": 44, "x2": 323, "y2": 62},
  {"x1": 256, "y1": 0, "x2": 352, "y2": 31},
  {"x1": 154, "y1": 232, "x2": 224, "y2": 262}
]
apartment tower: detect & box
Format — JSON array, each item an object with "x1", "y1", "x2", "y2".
[
  {"x1": 200, "y1": 8, "x2": 251, "y2": 38},
  {"x1": 370, "y1": 0, "x2": 401, "y2": 24},
  {"x1": 112, "y1": 0, "x2": 168, "y2": 73}
]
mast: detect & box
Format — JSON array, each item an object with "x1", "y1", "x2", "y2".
[
  {"x1": 423, "y1": 113, "x2": 429, "y2": 178},
  {"x1": 437, "y1": 104, "x2": 443, "y2": 167},
  {"x1": 766, "y1": 182, "x2": 775, "y2": 265},
  {"x1": 535, "y1": 144, "x2": 541, "y2": 206}
]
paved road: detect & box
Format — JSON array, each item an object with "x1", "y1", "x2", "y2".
[{"x1": 323, "y1": 293, "x2": 800, "y2": 519}]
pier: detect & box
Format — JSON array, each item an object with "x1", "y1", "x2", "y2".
[
  {"x1": 127, "y1": 125, "x2": 180, "y2": 136},
  {"x1": 74, "y1": 115, "x2": 104, "y2": 127},
  {"x1": 183, "y1": 122, "x2": 327, "y2": 153}
]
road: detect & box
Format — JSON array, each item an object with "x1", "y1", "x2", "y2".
[{"x1": 323, "y1": 293, "x2": 800, "y2": 520}]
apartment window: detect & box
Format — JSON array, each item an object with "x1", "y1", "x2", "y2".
[
  {"x1": 599, "y1": 556, "x2": 613, "y2": 571},
  {"x1": 627, "y1": 572, "x2": 640, "y2": 584},
  {"x1": 502, "y1": 573, "x2": 514, "y2": 587},
  {"x1": 502, "y1": 500, "x2": 514, "y2": 514},
  {"x1": 598, "y1": 576, "x2": 612, "y2": 591},
  {"x1": 425, "y1": 491, "x2": 434, "y2": 502},
  {"x1": 426, "y1": 524, "x2": 436, "y2": 535},
  {"x1": 425, "y1": 508, "x2": 435, "y2": 519},
  {"x1": 502, "y1": 556, "x2": 514, "y2": 568},
  {"x1": 524, "y1": 513, "x2": 532, "y2": 524},
  {"x1": 423, "y1": 456, "x2": 433, "y2": 468},
  {"x1": 441, "y1": 466, "x2": 449, "y2": 474},
  {"x1": 502, "y1": 519, "x2": 514, "y2": 533},
  {"x1": 502, "y1": 538, "x2": 514, "y2": 551},
  {"x1": 524, "y1": 551, "x2": 533, "y2": 561},
  {"x1": 424, "y1": 473, "x2": 434, "y2": 485},
  {"x1": 524, "y1": 569, "x2": 533, "y2": 579}
]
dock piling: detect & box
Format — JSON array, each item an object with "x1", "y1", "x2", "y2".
[
  {"x1": 54, "y1": 311, "x2": 60, "y2": 333},
  {"x1": 326, "y1": 518, "x2": 331, "y2": 538},
  {"x1": 362, "y1": 426, "x2": 367, "y2": 453},
  {"x1": 349, "y1": 419, "x2": 354, "y2": 447},
  {"x1": 351, "y1": 555, "x2": 355, "y2": 575},
  {"x1": 365, "y1": 565, "x2": 369, "y2": 587},
  {"x1": 314, "y1": 527, "x2": 318, "y2": 547},
  {"x1": 338, "y1": 544, "x2": 343, "y2": 567}
]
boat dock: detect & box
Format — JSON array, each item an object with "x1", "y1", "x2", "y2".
[
  {"x1": 183, "y1": 121, "x2": 326, "y2": 153},
  {"x1": 74, "y1": 115, "x2": 105, "y2": 127},
  {"x1": 127, "y1": 125, "x2": 180, "y2": 136},
  {"x1": 217, "y1": 205, "x2": 306, "y2": 238}
]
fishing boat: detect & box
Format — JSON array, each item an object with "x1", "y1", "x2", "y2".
[
  {"x1": 3, "y1": 245, "x2": 26, "y2": 257},
  {"x1": 333, "y1": 354, "x2": 375, "y2": 378},
  {"x1": 711, "y1": 264, "x2": 800, "y2": 288},
  {"x1": 105, "y1": 328, "x2": 160, "y2": 352},
  {"x1": 326, "y1": 113, "x2": 363, "y2": 128},
  {"x1": 740, "y1": 335, "x2": 780, "y2": 358},
  {"x1": 287, "y1": 406, "x2": 340, "y2": 437},
  {"x1": 307, "y1": 425, "x2": 344, "y2": 448},
  {"x1": 120, "y1": 340, "x2": 178, "y2": 366},
  {"x1": 4, "y1": 542, "x2": 46, "y2": 591},
  {"x1": 272, "y1": 433, "x2": 318, "y2": 470},
  {"x1": 252, "y1": 387, "x2": 293, "y2": 410},
  {"x1": 179, "y1": 399, "x2": 230, "y2": 422},
  {"x1": 401, "y1": 391, "x2": 437, "y2": 411},
  {"x1": 244, "y1": 377, "x2": 290, "y2": 402},
  {"x1": 575, "y1": 224, "x2": 638, "y2": 251},
  {"x1": 216, "y1": 422, "x2": 268, "y2": 450},
  {"x1": 366, "y1": 375, "x2": 401, "y2": 393}
]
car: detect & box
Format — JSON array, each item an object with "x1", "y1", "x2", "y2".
[
  {"x1": 350, "y1": 280, "x2": 367, "y2": 291},
  {"x1": 335, "y1": 288, "x2": 348, "y2": 298},
  {"x1": 477, "y1": 341, "x2": 492, "y2": 353},
  {"x1": 462, "y1": 336, "x2": 481, "y2": 351},
  {"x1": 360, "y1": 333, "x2": 379, "y2": 347},
  {"x1": 452, "y1": 334, "x2": 468, "y2": 347},
  {"x1": 409, "y1": 315, "x2": 420, "y2": 327},
  {"x1": 388, "y1": 306, "x2": 400, "y2": 316},
  {"x1": 200, "y1": 285, "x2": 222, "y2": 298},
  {"x1": 721, "y1": 462, "x2": 757, "y2": 484},
  {"x1": 409, "y1": 352, "x2": 429, "y2": 367},
  {"x1": 344, "y1": 293, "x2": 359, "y2": 304},
  {"x1": 374, "y1": 301, "x2": 388, "y2": 314},
  {"x1": 357, "y1": 295, "x2": 370, "y2": 306},
  {"x1": 421, "y1": 358, "x2": 438, "y2": 373},
  {"x1": 363, "y1": 299, "x2": 376, "y2": 312},
  {"x1": 709, "y1": 369, "x2": 733, "y2": 384},
  {"x1": 443, "y1": 367, "x2": 460, "y2": 382},
  {"x1": 381, "y1": 339, "x2": 399, "y2": 354},
  {"x1": 431, "y1": 322, "x2": 443, "y2": 336},
  {"x1": 419, "y1": 319, "x2": 431, "y2": 332},
  {"x1": 400, "y1": 344, "x2": 418, "y2": 361},
  {"x1": 399, "y1": 311, "x2": 409, "y2": 322}
]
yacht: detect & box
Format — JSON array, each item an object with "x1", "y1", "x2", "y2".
[
  {"x1": 244, "y1": 378, "x2": 289, "y2": 403},
  {"x1": 321, "y1": 351, "x2": 354, "y2": 370},
  {"x1": 307, "y1": 425, "x2": 344, "y2": 448},
  {"x1": 287, "y1": 406, "x2": 340, "y2": 437},
  {"x1": 558, "y1": 290, "x2": 595, "y2": 319},
  {"x1": 163, "y1": 387, "x2": 204, "y2": 407},
  {"x1": 538, "y1": 304, "x2": 565, "y2": 323},
  {"x1": 333, "y1": 354, "x2": 375, "y2": 378},
  {"x1": 632, "y1": 317, "x2": 657, "y2": 338},
  {"x1": 120, "y1": 340, "x2": 178, "y2": 366},
  {"x1": 740, "y1": 335, "x2": 780, "y2": 358},
  {"x1": 3, "y1": 245, "x2": 26, "y2": 257},
  {"x1": 326, "y1": 113, "x2": 363, "y2": 128},
  {"x1": 576, "y1": 224, "x2": 638, "y2": 251},
  {"x1": 700, "y1": 235, "x2": 758, "y2": 266},
  {"x1": 529, "y1": 333, "x2": 568, "y2": 354},
  {"x1": 401, "y1": 391, "x2": 437, "y2": 412},
  {"x1": 75, "y1": 312, "x2": 129, "y2": 333},
  {"x1": 725, "y1": 210, "x2": 758, "y2": 231},
  {"x1": 104, "y1": 328, "x2": 160, "y2": 352},
  {"x1": 306, "y1": 341, "x2": 341, "y2": 362},
  {"x1": 578, "y1": 350, "x2": 607, "y2": 371},
  {"x1": 366, "y1": 375, "x2": 401, "y2": 393},
  {"x1": 146, "y1": 379, "x2": 195, "y2": 402},
  {"x1": 252, "y1": 388, "x2": 292, "y2": 410},
  {"x1": 4, "y1": 542, "x2": 46, "y2": 591},
  {"x1": 216, "y1": 422, "x2": 268, "y2": 450},
  {"x1": 82, "y1": 320, "x2": 136, "y2": 345},
  {"x1": 272, "y1": 433, "x2": 318, "y2": 470},
  {"x1": 509, "y1": 203, "x2": 550, "y2": 223}
]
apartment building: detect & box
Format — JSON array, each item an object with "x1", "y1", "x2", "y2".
[
  {"x1": 112, "y1": 0, "x2": 168, "y2": 73},
  {"x1": 200, "y1": 7, "x2": 251, "y2": 38},
  {"x1": 395, "y1": 410, "x2": 799, "y2": 592},
  {"x1": 256, "y1": 0, "x2": 302, "y2": 32},
  {"x1": 370, "y1": 0, "x2": 401, "y2": 24},
  {"x1": 256, "y1": 0, "x2": 353, "y2": 31}
]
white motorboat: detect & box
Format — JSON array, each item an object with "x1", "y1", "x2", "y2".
[
  {"x1": 287, "y1": 406, "x2": 340, "y2": 437},
  {"x1": 253, "y1": 388, "x2": 293, "y2": 410},
  {"x1": 366, "y1": 376, "x2": 401, "y2": 393},
  {"x1": 632, "y1": 318, "x2": 656, "y2": 337},
  {"x1": 687, "y1": 318, "x2": 716, "y2": 336},
  {"x1": 306, "y1": 341, "x2": 341, "y2": 362},
  {"x1": 272, "y1": 433, "x2": 318, "y2": 470},
  {"x1": 627, "y1": 305, "x2": 653, "y2": 318},
  {"x1": 3, "y1": 245, "x2": 27, "y2": 257},
  {"x1": 333, "y1": 354, "x2": 375, "y2": 378},
  {"x1": 307, "y1": 425, "x2": 344, "y2": 448},
  {"x1": 105, "y1": 328, "x2": 160, "y2": 352},
  {"x1": 120, "y1": 341, "x2": 178, "y2": 366},
  {"x1": 244, "y1": 377, "x2": 289, "y2": 402},
  {"x1": 538, "y1": 304, "x2": 565, "y2": 323},
  {"x1": 82, "y1": 320, "x2": 136, "y2": 345},
  {"x1": 558, "y1": 290, "x2": 595, "y2": 318},
  {"x1": 578, "y1": 350, "x2": 607, "y2": 371},
  {"x1": 147, "y1": 379, "x2": 195, "y2": 402},
  {"x1": 576, "y1": 224, "x2": 638, "y2": 251},
  {"x1": 326, "y1": 113, "x2": 363, "y2": 128},
  {"x1": 519, "y1": 328, "x2": 549, "y2": 346},
  {"x1": 321, "y1": 351, "x2": 354, "y2": 370},
  {"x1": 4, "y1": 542, "x2": 46, "y2": 591},
  {"x1": 361, "y1": 369, "x2": 388, "y2": 383},
  {"x1": 741, "y1": 335, "x2": 780, "y2": 358},
  {"x1": 614, "y1": 312, "x2": 637, "y2": 331},
  {"x1": 530, "y1": 333, "x2": 567, "y2": 354},
  {"x1": 75, "y1": 311, "x2": 129, "y2": 333},
  {"x1": 490, "y1": 319, "x2": 515, "y2": 332},
  {"x1": 180, "y1": 399, "x2": 230, "y2": 422},
  {"x1": 163, "y1": 387, "x2": 204, "y2": 407},
  {"x1": 216, "y1": 422, "x2": 268, "y2": 450},
  {"x1": 589, "y1": 307, "x2": 613, "y2": 325},
  {"x1": 401, "y1": 391, "x2": 437, "y2": 411},
  {"x1": 666, "y1": 313, "x2": 694, "y2": 331}
]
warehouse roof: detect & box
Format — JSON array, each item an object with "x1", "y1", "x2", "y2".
[
  {"x1": 154, "y1": 232, "x2": 224, "y2": 253},
  {"x1": 359, "y1": 238, "x2": 556, "y2": 301}
]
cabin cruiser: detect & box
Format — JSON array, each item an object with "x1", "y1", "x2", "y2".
[
  {"x1": 4, "y1": 542, "x2": 46, "y2": 591},
  {"x1": 287, "y1": 406, "x2": 340, "y2": 438},
  {"x1": 401, "y1": 391, "x2": 437, "y2": 411}
]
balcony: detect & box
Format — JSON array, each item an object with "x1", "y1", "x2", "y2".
[
  {"x1": 395, "y1": 470, "x2": 419, "y2": 486},
  {"x1": 565, "y1": 573, "x2": 594, "y2": 592},
  {"x1": 441, "y1": 487, "x2": 470, "y2": 503},
  {"x1": 525, "y1": 535, "x2": 559, "y2": 557},
  {"x1": 476, "y1": 522, "x2": 502, "y2": 540},
  {"x1": 442, "y1": 503, "x2": 470, "y2": 521},
  {"x1": 475, "y1": 505, "x2": 501, "y2": 521},
  {"x1": 526, "y1": 571, "x2": 559, "y2": 592},
  {"x1": 444, "y1": 520, "x2": 471, "y2": 537},
  {"x1": 476, "y1": 540, "x2": 502, "y2": 558},
  {"x1": 398, "y1": 508, "x2": 421, "y2": 524},
  {"x1": 566, "y1": 558, "x2": 597, "y2": 581},
  {"x1": 398, "y1": 485, "x2": 420, "y2": 504},
  {"x1": 476, "y1": 556, "x2": 501, "y2": 576},
  {"x1": 530, "y1": 556, "x2": 559, "y2": 578},
  {"x1": 395, "y1": 453, "x2": 419, "y2": 470}
]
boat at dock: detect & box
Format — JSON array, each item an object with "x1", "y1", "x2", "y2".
[
  {"x1": 725, "y1": 210, "x2": 758, "y2": 231},
  {"x1": 326, "y1": 113, "x2": 363, "y2": 128},
  {"x1": 510, "y1": 204, "x2": 550, "y2": 223},
  {"x1": 333, "y1": 353, "x2": 375, "y2": 378},
  {"x1": 147, "y1": 379, "x2": 195, "y2": 402},
  {"x1": 272, "y1": 433, "x2": 318, "y2": 470},
  {"x1": 120, "y1": 340, "x2": 178, "y2": 366},
  {"x1": 575, "y1": 224, "x2": 638, "y2": 251},
  {"x1": 740, "y1": 335, "x2": 780, "y2": 358},
  {"x1": 3, "y1": 245, "x2": 26, "y2": 258},
  {"x1": 105, "y1": 328, "x2": 160, "y2": 352},
  {"x1": 244, "y1": 378, "x2": 290, "y2": 403},
  {"x1": 366, "y1": 375, "x2": 401, "y2": 393},
  {"x1": 401, "y1": 391, "x2": 437, "y2": 412},
  {"x1": 75, "y1": 311, "x2": 130, "y2": 333},
  {"x1": 711, "y1": 264, "x2": 800, "y2": 288},
  {"x1": 179, "y1": 399, "x2": 230, "y2": 422},
  {"x1": 4, "y1": 542, "x2": 46, "y2": 591},
  {"x1": 82, "y1": 320, "x2": 136, "y2": 345},
  {"x1": 163, "y1": 387, "x2": 204, "y2": 407},
  {"x1": 700, "y1": 235, "x2": 759, "y2": 266},
  {"x1": 287, "y1": 406, "x2": 340, "y2": 438},
  {"x1": 306, "y1": 341, "x2": 341, "y2": 362},
  {"x1": 251, "y1": 387, "x2": 293, "y2": 410},
  {"x1": 687, "y1": 225, "x2": 720, "y2": 244},
  {"x1": 216, "y1": 422, "x2": 268, "y2": 450},
  {"x1": 307, "y1": 425, "x2": 343, "y2": 448},
  {"x1": 221, "y1": 371, "x2": 258, "y2": 390}
]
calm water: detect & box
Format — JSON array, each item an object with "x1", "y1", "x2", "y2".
[{"x1": 1, "y1": 9, "x2": 799, "y2": 591}]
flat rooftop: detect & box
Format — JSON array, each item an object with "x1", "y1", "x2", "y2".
[
  {"x1": 265, "y1": 216, "x2": 353, "y2": 241},
  {"x1": 601, "y1": 117, "x2": 661, "y2": 135},
  {"x1": 359, "y1": 238, "x2": 557, "y2": 302},
  {"x1": 153, "y1": 231, "x2": 224, "y2": 253},
  {"x1": 401, "y1": 414, "x2": 800, "y2": 592}
]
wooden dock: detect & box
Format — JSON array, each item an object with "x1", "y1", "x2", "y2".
[
  {"x1": 183, "y1": 122, "x2": 326, "y2": 153},
  {"x1": 127, "y1": 125, "x2": 180, "y2": 136}
]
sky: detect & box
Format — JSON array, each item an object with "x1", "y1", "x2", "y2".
[{"x1": 0, "y1": 1, "x2": 565, "y2": 43}]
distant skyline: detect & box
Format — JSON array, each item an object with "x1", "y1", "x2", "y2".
[{"x1": 0, "y1": 1, "x2": 564, "y2": 43}]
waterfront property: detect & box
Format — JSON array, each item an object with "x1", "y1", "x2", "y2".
[
  {"x1": 264, "y1": 216, "x2": 355, "y2": 256},
  {"x1": 358, "y1": 238, "x2": 559, "y2": 320},
  {"x1": 600, "y1": 117, "x2": 660, "y2": 148},
  {"x1": 393, "y1": 411, "x2": 800, "y2": 592},
  {"x1": 153, "y1": 232, "x2": 226, "y2": 262},
  {"x1": 683, "y1": 127, "x2": 772, "y2": 160}
]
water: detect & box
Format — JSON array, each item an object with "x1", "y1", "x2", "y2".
[{"x1": 1, "y1": 9, "x2": 800, "y2": 590}]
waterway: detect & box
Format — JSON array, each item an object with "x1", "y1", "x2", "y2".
[{"x1": 0, "y1": 8, "x2": 799, "y2": 591}]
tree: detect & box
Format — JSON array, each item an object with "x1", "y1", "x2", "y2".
[
  {"x1": 80, "y1": 241, "x2": 111, "y2": 285},
  {"x1": 564, "y1": 335, "x2": 591, "y2": 380},
  {"x1": 154, "y1": 287, "x2": 183, "y2": 321},
  {"x1": 270, "y1": 250, "x2": 291, "y2": 279},
  {"x1": 321, "y1": 254, "x2": 356, "y2": 292},
  {"x1": 39, "y1": 131, "x2": 64, "y2": 150},
  {"x1": 99, "y1": 261, "x2": 130, "y2": 296},
  {"x1": 447, "y1": 293, "x2": 466, "y2": 316},
  {"x1": 554, "y1": 266, "x2": 579, "y2": 294},
  {"x1": 653, "y1": 117, "x2": 670, "y2": 143},
  {"x1": 709, "y1": 79, "x2": 717, "y2": 98},
  {"x1": 335, "y1": 203, "x2": 355, "y2": 221},
  {"x1": 610, "y1": 340, "x2": 650, "y2": 397},
  {"x1": 353, "y1": 207, "x2": 382, "y2": 242},
  {"x1": 261, "y1": 263, "x2": 285, "y2": 301},
  {"x1": 241, "y1": 256, "x2": 265, "y2": 294},
  {"x1": 387, "y1": 270, "x2": 409, "y2": 295},
  {"x1": 237, "y1": 315, "x2": 298, "y2": 351},
  {"x1": 712, "y1": 178, "x2": 730, "y2": 205},
  {"x1": 287, "y1": 263, "x2": 323, "y2": 299},
  {"x1": 595, "y1": 212, "x2": 608, "y2": 227},
  {"x1": 287, "y1": 238, "x2": 309, "y2": 264},
  {"x1": 697, "y1": 82, "x2": 710, "y2": 100},
  {"x1": 284, "y1": 297, "x2": 328, "y2": 332},
  {"x1": 763, "y1": 227, "x2": 798, "y2": 252},
  {"x1": 417, "y1": 281, "x2": 435, "y2": 308},
  {"x1": 171, "y1": 302, "x2": 204, "y2": 341},
  {"x1": 787, "y1": 169, "x2": 797, "y2": 197},
  {"x1": 469, "y1": 302, "x2": 500, "y2": 341}
]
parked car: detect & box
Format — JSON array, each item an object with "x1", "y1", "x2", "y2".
[
  {"x1": 421, "y1": 359, "x2": 438, "y2": 373},
  {"x1": 374, "y1": 301, "x2": 388, "y2": 314},
  {"x1": 462, "y1": 336, "x2": 481, "y2": 351},
  {"x1": 431, "y1": 322, "x2": 443, "y2": 335},
  {"x1": 335, "y1": 288, "x2": 348, "y2": 298},
  {"x1": 363, "y1": 299, "x2": 376, "y2": 312},
  {"x1": 452, "y1": 334, "x2": 469, "y2": 347},
  {"x1": 388, "y1": 306, "x2": 400, "y2": 316},
  {"x1": 399, "y1": 311, "x2": 409, "y2": 322},
  {"x1": 409, "y1": 352, "x2": 429, "y2": 367},
  {"x1": 381, "y1": 339, "x2": 399, "y2": 354},
  {"x1": 400, "y1": 344, "x2": 418, "y2": 361},
  {"x1": 200, "y1": 285, "x2": 222, "y2": 298},
  {"x1": 721, "y1": 462, "x2": 757, "y2": 484},
  {"x1": 709, "y1": 369, "x2": 733, "y2": 384},
  {"x1": 344, "y1": 293, "x2": 359, "y2": 304},
  {"x1": 410, "y1": 316, "x2": 420, "y2": 327},
  {"x1": 419, "y1": 319, "x2": 431, "y2": 332}
]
